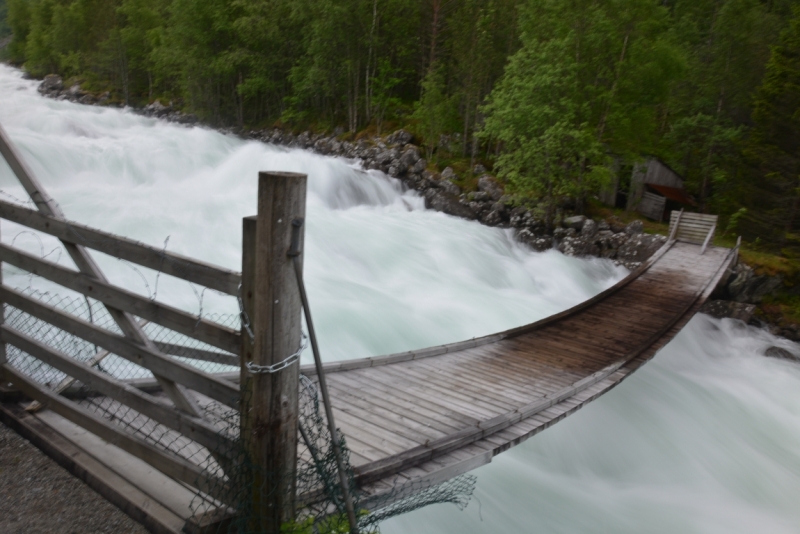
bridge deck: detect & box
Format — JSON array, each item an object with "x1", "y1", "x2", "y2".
[{"x1": 309, "y1": 240, "x2": 734, "y2": 506}]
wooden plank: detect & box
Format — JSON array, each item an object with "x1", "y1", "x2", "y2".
[
  {"x1": 379, "y1": 362, "x2": 519, "y2": 413},
  {"x1": 2, "y1": 363, "x2": 229, "y2": 502},
  {"x1": 0, "y1": 285, "x2": 240, "y2": 408},
  {"x1": 155, "y1": 343, "x2": 237, "y2": 366},
  {"x1": 331, "y1": 407, "x2": 421, "y2": 451},
  {"x1": 407, "y1": 359, "x2": 539, "y2": 407},
  {"x1": 0, "y1": 402, "x2": 187, "y2": 534},
  {"x1": 330, "y1": 371, "x2": 479, "y2": 428},
  {"x1": 326, "y1": 373, "x2": 470, "y2": 431},
  {"x1": 0, "y1": 198, "x2": 240, "y2": 295},
  {"x1": 371, "y1": 365, "x2": 509, "y2": 418},
  {"x1": 324, "y1": 383, "x2": 451, "y2": 441},
  {"x1": 0, "y1": 242, "x2": 240, "y2": 353},
  {"x1": 1, "y1": 325, "x2": 231, "y2": 454}
]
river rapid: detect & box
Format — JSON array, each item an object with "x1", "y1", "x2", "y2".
[{"x1": 1, "y1": 65, "x2": 799, "y2": 533}]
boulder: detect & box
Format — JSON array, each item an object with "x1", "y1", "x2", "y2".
[
  {"x1": 563, "y1": 215, "x2": 586, "y2": 230},
  {"x1": 400, "y1": 146, "x2": 421, "y2": 168},
  {"x1": 558, "y1": 234, "x2": 600, "y2": 257},
  {"x1": 617, "y1": 233, "x2": 666, "y2": 264},
  {"x1": 477, "y1": 175, "x2": 503, "y2": 201},
  {"x1": 699, "y1": 300, "x2": 756, "y2": 322},
  {"x1": 424, "y1": 190, "x2": 477, "y2": 219},
  {"x1": 481, "y1": 208, "x2": 504, "y2": 226},
  {"x1": 412, "y1": 158, "x2": 427, "y2": 174},
  {"x1": 725, "y1": 264, "x2": 783, "y2": 304},
  {"x1": 441, "y1": 167, "x2": 457, "y2": 181},
  {"x1": 580, "y1": 219, "x2": 598, "y2": 238},
  {"x1": 386, "y1": 129, "x2": 413, "y2": 146},
  {"x1": 38, "y1": 74, "x2": 63, "y2": 94},
  {"x1": 473, "y1": 164, "x2": 486, "y2": 174},
  {"x1": 434, "y1": 179, "x2": 461, "y2": 196},
  {"x1": 764, "y1": 346, "x2": 800, "y2": 362},
  {"x1": 517, "y1": 228, "x2": 552, "y2": 252},
  {"x1": 624, "y1": 220, "x2": 644, "y2": 236}
]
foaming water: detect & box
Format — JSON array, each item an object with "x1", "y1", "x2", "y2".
[
  {"x1": 382, "y1": 317, "x2": 800, "y2": 533},
  {"x1": 0, "y1": 63, "x2": 623, "y2": 363},
  {"x1": 2, "y1": 64, "x2": 799, "y2": 533}
]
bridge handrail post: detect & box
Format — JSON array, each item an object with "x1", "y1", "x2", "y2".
[
  {"x1": 668, "y1": 208, "x2": 683, "y2": 242},
  {"x1": 240, "y1": 172, "x2": 306, "y2": 531},
  {"x1": 700, "y1": 223, "x2": 716, "y2": 255}
]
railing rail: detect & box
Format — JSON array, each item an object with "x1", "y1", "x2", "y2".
[
  {"x1": 0, "y1": 241, "x2": 240, "y2": 353},
  {"x1": 0, "y1": 198, "x2": 241, "y2": 295}
]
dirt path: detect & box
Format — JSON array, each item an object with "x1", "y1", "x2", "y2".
[{"x1": 0, "y1": 420, "x2": 148, "y2": 534}]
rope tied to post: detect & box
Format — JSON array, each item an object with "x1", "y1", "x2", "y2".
[{"x1": 245, "y1": 332, "x2": 307, "y2": 374}]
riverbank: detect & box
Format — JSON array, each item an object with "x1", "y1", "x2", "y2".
[{"x1": 30, "y1": 72, "x2": 800, "y2": 342}]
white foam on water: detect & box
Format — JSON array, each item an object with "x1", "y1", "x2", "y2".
[{"x1": 2, "y1": 64, "x2": 799, "y2": 533}]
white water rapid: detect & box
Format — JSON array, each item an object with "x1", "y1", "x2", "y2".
[{"x1": 1, "y1": 64, "x2": 799, "y2": 533}]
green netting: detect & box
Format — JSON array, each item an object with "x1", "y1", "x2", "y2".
[{"x1": 4, "y1": 287, "x2": 477, "y2": 533}]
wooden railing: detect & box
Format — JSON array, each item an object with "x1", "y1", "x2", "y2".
[
  {"x1": 668, "y1": 210, "x2": 718, "y2": 250},
  {"x1": 0, "y1": 124, "x2": 240, "y2": 502}
]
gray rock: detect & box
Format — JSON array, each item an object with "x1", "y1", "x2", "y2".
[
  {"x1": 473, "y1": 164, "x2": 486, "y2": 174},
  {"x1": 481, "y1": 208, "x2": 504, "y2": 226},
  {"x1": 67, "y1": 84, "x2": 83, "y2": 97},
  {"x1": 726, "y1": 264, "x2": 783, "y2": 304},
  {"x1": 387, "y1": 129, "x2": 413, "y2": 146},
  {"x1": 412, "y1": 158, "x2": 427, "y2": 174},
  {"x1": 625, "y1": 220, "x2": 644, "y2": 236},
  {"x1": 441, "y1": 167, "x2": 457, "y2": 181},
  {"x1": 558, "y1": 235, "x2": 600, "y2": 257},
  {"x1": 424, "y1": 190, "x2": 477, "y2": 219},
  {"x1": 563, "y1": 215, "x2": 586, "y2": 230},
  {"x1": 400, "y1": 147, "x2": 420, "y2": 168},
  {"x1": 764, "y1": 346, "x2": 800, "y2": 362},
  {"x1": 468, "y1": 201, "x2": 489, "y2": 214},
  {"x1": 477, "y1": 175, "x2": 503, "y2": 201},
  {"x1": 39, "y1": 74, "x2": 63, "y2": 93},
  {"x1": 581, "y1": 219, "x2": 598, "y2": 238},
  {"x1": 434, "y1": 179, "x2": 461, "y2": 196},
  {"x1": 699, "y1": 300, "x2": 757, "y2": 322},
  {"x1": 597, "y1": 220, "x2": 610, "y2": 232},
  {"x1": 517, "y1": 228, "x2": 552, "y2": 252},
  {"x1": 617, "y1": 233, "x2": 666, "y2": 263}
]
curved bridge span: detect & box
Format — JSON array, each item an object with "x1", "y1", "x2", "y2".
[
  {"x1": 309, "y1": 238, "x2": 734, "y2": 506},
  {"x1": 0, "y1": 124, "x2": 735, "y2": 531}
]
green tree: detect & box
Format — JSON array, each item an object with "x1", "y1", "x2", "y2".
[
  {"x1": 483, "y1": 0, "x2": 681, "y2": 220},
  {"x1": 741, "y1": 8, "x2": 800, "y2": 247},
  {"x1": 411, "y1": 64, "x2": 458, "y2": 160}
]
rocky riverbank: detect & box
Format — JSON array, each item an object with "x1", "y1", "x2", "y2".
[{"x1": 34, "y1": 74, "x2": 799, "y2": 344}]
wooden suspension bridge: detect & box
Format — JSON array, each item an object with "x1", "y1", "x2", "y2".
[{"x1": 0, "y1": 124, "x2": 736, "y2": 533}]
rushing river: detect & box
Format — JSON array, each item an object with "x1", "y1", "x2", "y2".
[{"x1": 1, "y1": 64, "x2": 799, "y2": 533}]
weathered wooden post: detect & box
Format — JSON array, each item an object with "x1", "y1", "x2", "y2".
[{"x1": 240, "y1": 171, "x2": 307, "y2": 532}]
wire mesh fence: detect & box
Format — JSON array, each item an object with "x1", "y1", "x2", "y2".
[{"x1": 3, "y1": 286, "x2": 478, "y2": 533}]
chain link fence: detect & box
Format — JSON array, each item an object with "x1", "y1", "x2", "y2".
[{"x1": 3, "y1": 286, "x2": 477, "y2": 533}]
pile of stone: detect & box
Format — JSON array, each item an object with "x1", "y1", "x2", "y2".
[
  {"x1": 36, "y1": 76, "x2": 672, "y2": 269},
  {"x1": 247, "y1": 127, "x2": 666, "y2": 268},
  {"x1": 37, "y1": 75, "x2": 198, "y2": 124}
]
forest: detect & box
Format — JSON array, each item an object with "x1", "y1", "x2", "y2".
[{"x1": 2, "y1": 0, "x2": 800, "y2": 253}]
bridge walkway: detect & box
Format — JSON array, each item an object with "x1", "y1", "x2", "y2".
[{"x1": 303, "y1": 240, "x2": 734, "y2": 506}]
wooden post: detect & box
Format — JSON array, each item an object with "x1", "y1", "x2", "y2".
[
  {"x1": 240, "y1": 172, "x2": 307, "y2": 532},
  {"x1": 0, "y1": 220, "x2": 5, "y2": 368}
]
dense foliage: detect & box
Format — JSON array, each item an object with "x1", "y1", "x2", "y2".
[{"x1": 3, "y1": 0, "x2": 800, "y2": 249}]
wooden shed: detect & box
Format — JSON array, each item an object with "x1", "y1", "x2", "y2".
[{"x1": 626, "y1": 159, "x2": 695, "y2": 221}]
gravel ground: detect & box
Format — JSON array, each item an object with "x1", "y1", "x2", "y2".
[{"x1": 0, "y1": 420, "x2": 148, "y2": 534}]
